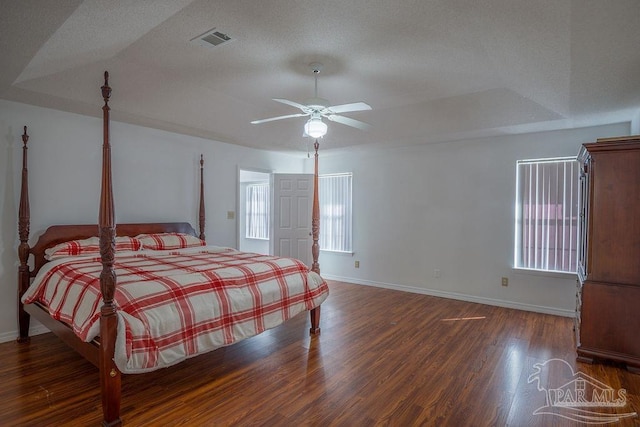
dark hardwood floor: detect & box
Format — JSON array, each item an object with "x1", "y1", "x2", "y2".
[{"x1": 1, "y1": 281, "x2": 639, "y2": 426}]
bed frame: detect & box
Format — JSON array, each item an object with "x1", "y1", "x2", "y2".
[{"x1": 17, "y1": 72, "x2": 323, "y2": 426}]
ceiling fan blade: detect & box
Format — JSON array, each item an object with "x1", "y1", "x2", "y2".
[
  {"x1": 272, "y1": 98, "x2": 308, "y2": 111},
  {"x1": 327, "y1": 114, "x2": 371, "y2": 131},
  {"x1": 327, "y1": 102, "x2": 372, "y2": 114},
  {"x1": 251, "y1": 113, "x2": 308, "y2": 124}
]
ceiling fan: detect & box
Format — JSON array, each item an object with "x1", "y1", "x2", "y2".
[{"x1": 251, "y1": 62, "x2": 372, "y2": 138}]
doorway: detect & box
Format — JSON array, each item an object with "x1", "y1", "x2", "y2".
[
  {"x1": 238, "y1": 168, "x2": 271, "y2": 255},
  {"x1": 237, "y1": 168, "x2": 315, "y2": 267}
]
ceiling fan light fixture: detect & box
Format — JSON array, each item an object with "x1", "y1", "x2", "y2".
[
  {"x1": 304, "y1": 117, "x2": 327, "y2": 138},
  {"x1": 251, "y1": 61, "x2": 371, "y2": 135}
]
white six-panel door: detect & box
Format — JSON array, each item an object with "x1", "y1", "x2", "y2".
[{"x1": 272, "y1": 174, "x2": 314, "y2": 267}]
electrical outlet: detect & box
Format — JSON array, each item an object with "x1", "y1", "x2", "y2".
[
  {"x1": 434, "y1": 269, "x2": 441, "y2": 278},
  {"x1": 501, "y1": 277, "x2": 509, "y2": 287},
  {"x1": 227, "y1": 211, "x2": 235, "y2": 220},
  {"x1": 355, "y1": 260, "x2": 360, "y2": 268}
]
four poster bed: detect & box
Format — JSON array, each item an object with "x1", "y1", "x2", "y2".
[{"x1": 16, "y1": 72, "x2": 328, "y2": 426}]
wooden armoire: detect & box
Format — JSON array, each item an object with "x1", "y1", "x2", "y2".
[{"x1": 576, "y1": 136, "x2": 640, "y2": 372}]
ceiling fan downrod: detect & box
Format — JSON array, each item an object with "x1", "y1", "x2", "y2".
[{"x1": 309, "y1": 62, "x2": 323, "y2": 99}]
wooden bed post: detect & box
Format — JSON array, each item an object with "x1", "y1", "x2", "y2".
[
  {"x1": 17, "y1": 126, "x2": 31, "y2": 343},
  {"x1": 311, "y1": 140, "x2": 320, "y2": 275},
  {"x1": 199, "y1": 154, "x2": 205, "y2": 241},
  {"x1": 98, "y1": 71, "x2": 122, "y2": 427},
  {"x1": 310, "y1": 139, "x2": 321, "y2": 334}
]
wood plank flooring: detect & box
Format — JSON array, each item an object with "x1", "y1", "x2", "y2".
[{"x1": 1, "y1": 281, "x2": 639, "y2": 426}]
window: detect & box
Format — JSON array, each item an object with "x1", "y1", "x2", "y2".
[
  {"x1": 514, "y1": 157, "x2": 579, "y2": 273},
  {"x1": 319, "y1": 173, "x2": 352, "y2": 252},
  {"x1": 246, "y1": 183, "x2": 269, "y2": 240}
]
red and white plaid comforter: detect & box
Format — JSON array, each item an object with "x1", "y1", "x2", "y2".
[{"x1": 22, "y1": 246, "x2": 329, "y2": 373}]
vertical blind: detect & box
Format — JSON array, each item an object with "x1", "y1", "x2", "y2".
[
  {"x1": 319, "y1": 173, "x2": 352, "y2": 252},
  {"x1": 246, "y1": 183, "x2": 269, "y2": 239},
  {"x1": 515, "y1": 157, "x2": 578, "y2": 273}
]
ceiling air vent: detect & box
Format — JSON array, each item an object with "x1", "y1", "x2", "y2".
[{"x1": 191, "y1": 28, "x2": 233, "y2": 48}]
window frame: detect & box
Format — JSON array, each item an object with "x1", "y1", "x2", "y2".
[
  {"x1": 318, "y1": 172, "x2": 353, "y2": 253},
  {"x1": 245, "y1": 182, "x2": 270, "y2": 241},
  {"x1": 513, "y1": 156, "x2": 579, "y2": 275}
]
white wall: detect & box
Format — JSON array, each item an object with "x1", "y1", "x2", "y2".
[
  {"x1": 0, "y1": 100, "x2": 305, "y2": 342},
  {"x1": 1, "y1": 97, "x2": 632, "y2": 343},
  {"x1": 307, "y1": 122, "x2": 631, "y2": 316}
]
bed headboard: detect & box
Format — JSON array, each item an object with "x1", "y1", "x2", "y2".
[{"x1": 29, "y1": 222, "x2": 196, "y2": 277}]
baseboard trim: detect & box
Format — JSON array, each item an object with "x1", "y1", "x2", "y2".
[
  {"x1": 322, "y1": 274, "x2": 575, "y2": 318},
  {"x1": 0, "y1": 324, "x2": 50, "y2": 344},
  {"x1": 0, "y1": 278, "x2": 572, "y2": 343}
]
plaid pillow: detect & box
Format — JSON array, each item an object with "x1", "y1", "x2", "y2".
[
  {"x1": 45, "y1": 236, "x2": 142, "y2": 260},
  {"x1": 136, "y1": 232, "x2": 206, "y2": 250}
]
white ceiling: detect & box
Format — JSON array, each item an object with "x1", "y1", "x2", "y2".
[{"x1": 2, "y1": 0, "x2": 640, "y2": 154}]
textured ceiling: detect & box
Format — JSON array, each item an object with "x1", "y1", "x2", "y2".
[{"x1": 2, "y1": 0, "x2": 640, "y2": 154}]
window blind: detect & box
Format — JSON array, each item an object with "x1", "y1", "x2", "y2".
[
  {"x1": 319, "y1": 173, "x2": 352, "y2": 252},
  {"x1": 515, "y1": 157, "x2": 578, "y2": 273},
  {"x1": 246, "y1": 183, "x2": 269, "y2": 240}
]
